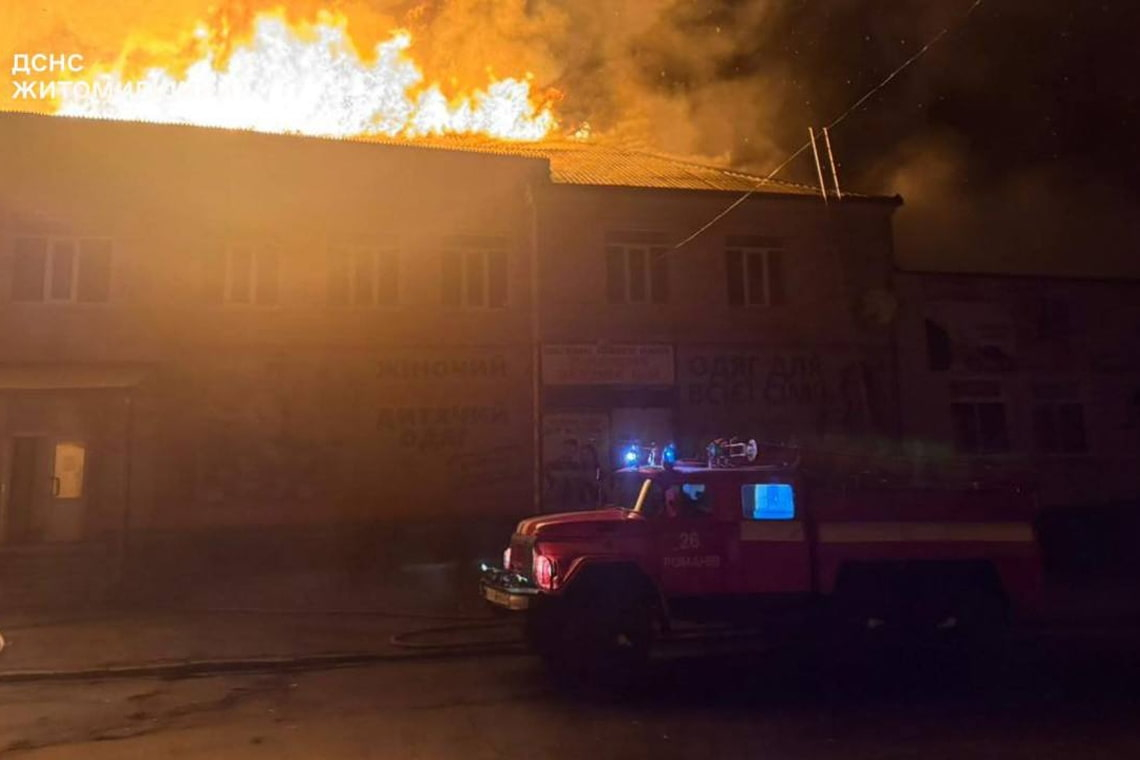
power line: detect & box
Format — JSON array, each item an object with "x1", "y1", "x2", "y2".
[{"x1": 671, "y1": 0, "x2": 987, "y2": 254}]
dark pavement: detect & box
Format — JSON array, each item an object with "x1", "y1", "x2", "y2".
[{"x1": 1, "y1": 626, "x2": 1139, "y2": 758}]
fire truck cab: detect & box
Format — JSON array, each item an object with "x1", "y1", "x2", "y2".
[{"x1": 480, "y1": 440, "x2": 1042, "y2": 685}]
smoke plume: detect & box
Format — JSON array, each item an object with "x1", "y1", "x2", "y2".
[{"x1": 4, "y1": 0, "x2": 1138, "y2": 274}]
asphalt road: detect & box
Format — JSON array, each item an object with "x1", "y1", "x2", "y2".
[{"x1": 1, "y1": 629, "x2": 1139, "y2": 759}]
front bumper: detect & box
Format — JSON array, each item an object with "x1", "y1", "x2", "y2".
[{"x1": 479, "y1": 564, "x2": 539, "y2": 612}]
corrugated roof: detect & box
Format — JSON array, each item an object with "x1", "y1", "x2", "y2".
[
  {"x1": 394, "y1": 135, "x2": 833, "y2": 196},
  {"x1": 2, "y1": 112, "x2": 886, "y2": 198},
  {"x1": 547, "y1": 144, "x2": 821, "y2": 195}
]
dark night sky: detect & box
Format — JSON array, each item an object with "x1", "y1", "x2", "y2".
[
  {"x1": 726, "y1": 0, "x2": 1137, "y2": 189},
  {"x1": 607, "y1": 0, "x2": 1140, "y2": 276}
]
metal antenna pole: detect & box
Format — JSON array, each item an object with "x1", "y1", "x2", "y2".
[
  {"x1": 808, "y1": 128, "x2": 828, "y2": 204},
  {"x1": 822, "y1": 127, "x2": 843, "y2": 200}
]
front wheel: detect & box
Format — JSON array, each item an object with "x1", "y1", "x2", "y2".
[{"x1": 534, "y1": 591, "x2": 654, "y2": 693}]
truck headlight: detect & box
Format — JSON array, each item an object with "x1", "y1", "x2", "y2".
[{"x1": 533, "y1": 552, "x2": 557, "y2": 591}]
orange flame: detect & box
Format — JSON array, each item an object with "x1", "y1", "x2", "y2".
[{"x1": 50, "y1": 9, "x2": 560, "y2": 142}]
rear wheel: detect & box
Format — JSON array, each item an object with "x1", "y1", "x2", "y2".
[
  {"x1": 912, "y1": 570, "x2": 1009, "y2": 658},
  {"x1": 818, "y1": 563, "x2": 1011, "y2": 686},
  {"x1": 825, "y1": 566, "x2": 908, "y2": 663}
]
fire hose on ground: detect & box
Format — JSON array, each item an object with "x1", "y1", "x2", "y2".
[
  {"x1": 179, "y1": 605, "x2": 527, "y2": 653},
  {"x1": 0, "y1": 608, "x2": 526, "y2": 685}
]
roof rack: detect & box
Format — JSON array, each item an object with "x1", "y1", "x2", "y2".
[{"x1": 705, "y1": 438, "x2": 759, "y2": 468}]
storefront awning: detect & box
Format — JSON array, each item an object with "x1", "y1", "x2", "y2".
[{"x1": 0, "y1": 364, "x2": 150, "y2": 390}]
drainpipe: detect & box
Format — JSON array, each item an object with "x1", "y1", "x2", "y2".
[
  {"x1": 526, "y1": 180, "x2": 543, "y2": 514},
  {"x1": 886, "y1": 217, "x2": 905, "y2": 443},
  {"x1": 116, "y1": 389, "x2": 135, "y2": 589}
]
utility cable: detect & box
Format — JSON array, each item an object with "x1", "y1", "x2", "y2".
[{"x1": 671, "y1": 0, "x2": 986, "y2": 253}]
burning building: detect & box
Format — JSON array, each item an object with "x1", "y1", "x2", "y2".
[{"x1": 0, "y1": 110, "x2": 902, "y2": 600}]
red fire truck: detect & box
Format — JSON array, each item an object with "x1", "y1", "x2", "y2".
[{"x1": 480, "y1": 439, "x2": 1043, "y2": 685}]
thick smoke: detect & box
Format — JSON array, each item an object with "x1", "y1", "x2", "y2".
[
  {"x1": 399, "y1": 0, "x2": 1140, "y2": 276},
  {"x1": 6, "y1": 0, "x2": 1138, "y2": 275},
  {"x1": 872, "y1": 132, "x2": 1140, "y2": 277},
  {"x1": 408, "y1": 0, "x2": 1139, "y2": 276}
]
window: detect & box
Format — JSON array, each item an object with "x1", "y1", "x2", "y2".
[
  {"x1": 725, "y1": 235, "x2": 785, "y2": 307},
  {"x1": 11, "y1": 236, "x2": 112, "y2": 303},
  {"x1": 605, "y1": 231, "x2": 668, "y2": 304},
  {"x1": 1035, "y1": 299, "x2": 1070, "y2": 342},
  {"x1": 636, "y1": 480, "x2": 712, "y2": 518},
  {"x1": 742, "y1": 483, "x2": 795, "y2": 520},
  {"x1": 53, "y1": 442, "x2": 86, "y2": 499},
  {"x1": 328, "y1": 243, "x2": 398, "y2": 306},
  {"x1": 664, "y1": 483, "x2": 713, "y2": 518},
  {"x1": 925, "y1": 319, "x2": 952, "y2": 371},
  {"x1": 441, "y1": 235, "x2": 507, "y2": 308},
  {"x1": 949, "y1": 381, "x2": 1009, "y2": 454},
  {"x1": 203, "y1": 244, "x2": 279, "y2": 305},
  {"x1": 1032, "y1": 383, "x2": 1087, "y2": 454}
]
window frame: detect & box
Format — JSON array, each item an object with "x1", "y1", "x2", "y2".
[
  {"x1": 327, "y1": 241, "x2": 399, "y2": 308},
  {"x1": 924, "y1": 318, "x2": 952, "y2": 371},
  {"x1": 604, "y1": 232, "x2": 669, "y2": 305},
  {"x1": 726, "y1": 245, "x2": 786, "y2": 307},
  {"x1": 1034, "y1": 298, "x2": 1071, "y2": 342},
  {"x1": 441, "y1": 236, "x2": 509, "y2": 309},
  {"x1": 949, "y1": 380, "x2": 1011, "y2": 455},
  {"x1": 1030, "y1": 382, "x2": 1088, "y2": 455},
  {"x1": 205, "y1": 242, "x2": 281, "y2": 307},
  {"x1": 10, "y1": 235, "x2": 114, "y2": 304}
]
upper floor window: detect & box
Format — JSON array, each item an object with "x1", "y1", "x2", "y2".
[
  {"x1": 1034, "y1": 298, "x2": 1071, "y2": 342},
  {"x1": 605, "y1": 231, "x2": 668, "y2": 305},
  {"x1": 1031, "y1": 382, "x2": 1087, "y2": 454},
  {"x1": 725, "y1": 235, "x2": 785, "y2": 307},
  {"x1": 925, "y1": 318, "x2": 952, "y2": 371},
  {"x1": 328, "y1": 243, "x2": 398, "y2": 307},
  {"x1": 949, "y1": 380, "x2": 1010, "y2": 454},
  {"x1": 11, "y1": 236, "x2": 112, "y2": 303},
  {"x1": 203, "y1": 243, "x2": 279, "y2": 305},
  {"x1": 442, "y1": 235, "x2": 508, "y2": 308}
]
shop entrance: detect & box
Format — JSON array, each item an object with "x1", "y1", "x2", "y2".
[{"x1": 3, "y1": 436, "x2": 88, "y2": 544}]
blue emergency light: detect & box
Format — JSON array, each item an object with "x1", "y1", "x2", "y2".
[
  {"x1": 623, "y1": 446, "x2": 640, "y2": 465},
  {"x1": 622, "y1": 442, "x2": 677, "y2": 468}
]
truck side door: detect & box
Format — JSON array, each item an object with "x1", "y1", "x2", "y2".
[
  {"x1": 650, "y1": 478, "x2": 729, "y2": 596},
  {"x1": 734, "y1": 479, "x2": 812, "y2": 595}
]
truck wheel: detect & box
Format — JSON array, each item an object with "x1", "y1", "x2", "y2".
[
  {"x1": 943, "y1": 583, "x2": 1009, "y2": 654},
  {"x1": 911, "y1": 568, "x2": 1009, "y2": 654},
  {"x1": 543, "y1": 589, "x2": 654, "y2": 693},
  {"x1": 824, "y1": 566, "x2": 906, "y2": 664}
]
